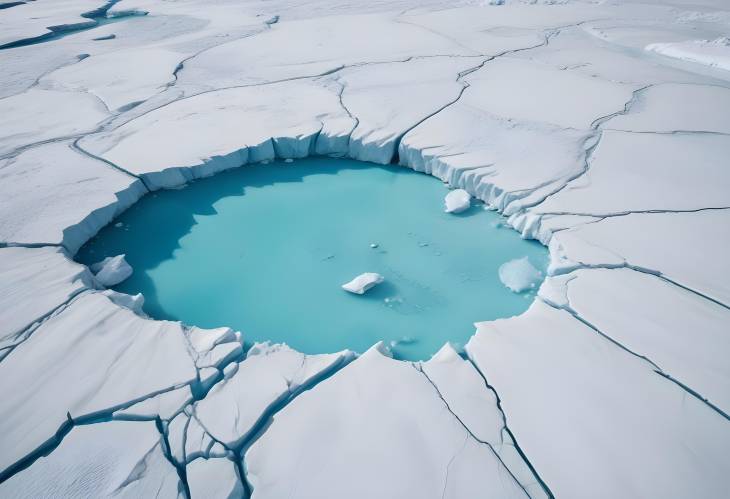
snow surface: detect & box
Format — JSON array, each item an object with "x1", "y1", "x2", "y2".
[
  {"x1": 0, "y1": 0, "x2": 103, "y2": 49},
  {"x1": 647, "y1": 37, "x2": 730, "y2": 72},
  {"x1": 0, "y1": 246, "x2": 93, "y2": 355},
  {"x1": 0, "y1": 420, "x2": 182, "y2": 498},
  {"x1": 539, "y1": 268, "x2": 730, "y2": 414},
  {"x1": 466, "y1": 301, "x2": 730, "y2": 499},
  {"x1": 2, "y1": 0, "x2": 730, "y2": 496},
  {"x1": 245, "y1": 344, "x2": 546, "y2": 498},
  {"x1": 195, "y1": 342, "x2": 353, "y2": 449},
  {"x1": 0, "y1": 141, "x2": 145, "y2": 252},
  {"x1": 187, "y1": 458, "x2": 243, "y2": 499}
]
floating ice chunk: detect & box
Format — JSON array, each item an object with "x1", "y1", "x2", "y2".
[
  {"x1": 498, "y1": 257, "x2": 542, "y2": 293},
  {"x1": 91, "y1": 254, "x2": 133, "y2": 287},
  {"x1": 342, "y1": 272, "x2": 384, "y2": 295},
  {"x1": 444, "y1": 189, "x2": 471, "y2": 213}
]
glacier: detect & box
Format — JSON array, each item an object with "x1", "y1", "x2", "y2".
[{"x1": 1, "y1": 0, "x2": 729, "y2": 497}]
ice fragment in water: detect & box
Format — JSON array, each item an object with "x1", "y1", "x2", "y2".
[
  {"x1": 498, "y1": 257, "x2": 542, "y2": 293},
  {"x1": 444, "y1": 189, "x2": 471, "y2": 213},
  {"x1": 342, "y1": 272, "x2": 384, "y2": 295},
  {"x1": 91, "y1": 254, "x2": 133, "y2": 287}
]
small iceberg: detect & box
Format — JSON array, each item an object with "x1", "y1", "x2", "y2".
[
  {"x1": 91, "y1": 254, "x2": 133, "y2": 287},
  {"x1": 444, "y1": 189, "x2": 471, "y2": 214},
  {"x1": 342, "y1": 272, "x2": 384, "y2": 295},
  {"x1": 498, "y1": 257, "x2": 542, "y2": 293}
]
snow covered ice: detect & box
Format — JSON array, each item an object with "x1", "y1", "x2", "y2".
[
  {"x1": 1, "y1": 0, "x2": 730, "y2": 497},
  {"x1": 646, "y1": 37, "x2": 730, "y2": 72}
]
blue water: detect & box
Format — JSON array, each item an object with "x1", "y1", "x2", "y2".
[
  {"x1": 0, "y1": 7, "x2": 145, "y2": 50},
  {"x1": 77, "y1": 158, "x2": 548, "y2": 360}
]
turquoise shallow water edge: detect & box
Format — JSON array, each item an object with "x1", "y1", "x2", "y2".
[{"x1": 77, "y1": 158, "x2": 548, "y2": 360}]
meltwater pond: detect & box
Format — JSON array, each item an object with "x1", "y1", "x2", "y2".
[{"x1": 78, "y1": 158, "x2": 548, "y2": 360}]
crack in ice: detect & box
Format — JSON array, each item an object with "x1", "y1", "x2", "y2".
[{"x1": 539, "y1": 270, "x2": 730, "y2": 420}]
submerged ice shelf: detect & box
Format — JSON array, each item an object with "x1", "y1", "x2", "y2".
[{"x1": 77, "y1": 158, "x2": 548, "y2": 360}]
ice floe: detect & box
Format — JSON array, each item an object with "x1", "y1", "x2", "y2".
[
  {"x1": 195, "y1": 342, "x2": 354, "y2": 449},
  {"x1": 0, "y1": 246, "x2": 92, "y2": 355},
  {"x1": 187, "y1": 458, "x2": 243, "y2": 499},
  {"x1": 79, "y1": 79, "x2": 353, "y2": 189},
  {"x1": 533, "y1": 131, "x2": 730, "y2": 216},
  {"x1": 177, "y1": 12, "x2": 473, "y2": 89},
  {"x1": 0, "y1": 292, "x2": 198, "y2": 479},
  {"x1": 0, "y1": 420, "x2": 182, "y2": 498},
  {"x1": 498, "y1": 257, "x2": 542, "y2": 293},
  {"x1": 444, "y1": 188, "x2": 471, "y2": 213},
  {"x1": 466, "y1": 300, "x2": 730, "y2": 499},
  {"x1": 539, "y1": 268, "x2": 730, "y2": 414},
  {"x1": 341, "y1": 272, "x2": 384, "y2": 294},
  {"x1": 0, "y1": 0, "x2": 102, "y2": 48},
  {"x1": 0, "y1": 88, "x2": 108, "y2": 156},
  {"x1": 0, "y1": 141, "x2": 145, "y2": 253},
  {"x1": 245, "y1": 343, "x2": 547, "y2": 498},
  {"x1": 547, "y1": 210, "x2": 730, "y2": 305},
  {"x1": 604, "y1": 83, "x2": 730, "y2": 134},
  {"x1": 0, "y1": 290, "x2": 240, "y2": 481},
  {"x1": 90, "y1": 253, "x2": 133, "y2": 286}
]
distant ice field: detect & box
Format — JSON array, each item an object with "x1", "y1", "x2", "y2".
[{"x1": 77, "y1": 158, "x2": 547, "y2": 360}]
